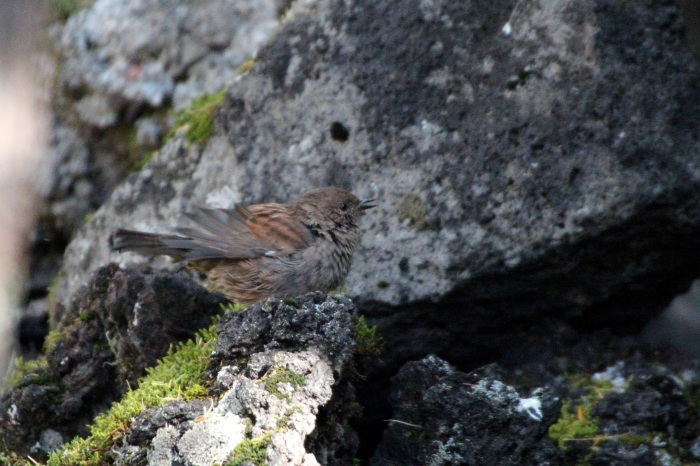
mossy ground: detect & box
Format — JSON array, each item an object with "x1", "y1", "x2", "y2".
[
  {"x1": 169, "y1": 91, "x2": 226, "y2": 145},
  {"x1": 46, "y1": 323, "x2": 218, "y2": 465}
]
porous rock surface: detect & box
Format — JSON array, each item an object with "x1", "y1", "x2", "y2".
[
  {"x1": 0, "y1": 264, "x2": 225, "y2": 457},
  {"x1": 110, "y1": 292, "x2": 360, "y2": 465},
  {"x1": 371, "y1": 356, "x2": 561, "y2": 466},
  {"x1": 56, "y1": 0, "x2": 700, "y2": 363}
]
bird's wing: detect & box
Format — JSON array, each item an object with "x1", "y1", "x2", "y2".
[
  {"x1": 171, "y1": 203, "x2": 313, "y2": 260},
  {"x1": 241, "y1": 203, "x2": 315, "y2": 256}
]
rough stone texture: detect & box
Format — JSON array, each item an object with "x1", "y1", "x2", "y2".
[
  {"x1": 55, "y1": 0, "x2": 700, "y2": 372},
  {"x1": 0, "y1": 264, "x2": 224, "y2": 458},
  {"x1": 112, "y1": 292, "x2": 360, "y2": 466},
  {"x1": 559, "y1": 359, "x2": 700, "y2": 465},
  {"x1": 371, "y1": 355, "x2": 561, "y2": 465},
  {"x1": 351, "y1": 316, "x2": 700, "y2": 464},
  {"x1": 59, "y1": 0, "x2": 280, "y2": 111}
]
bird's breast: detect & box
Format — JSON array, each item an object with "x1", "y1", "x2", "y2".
[{"x1": 271, "y1": 233, "x2": 357, "y2": 296}]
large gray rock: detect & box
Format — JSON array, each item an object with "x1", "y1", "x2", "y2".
[{"x1": 56, "y1": 0, "x2": 700, "y2": 359}]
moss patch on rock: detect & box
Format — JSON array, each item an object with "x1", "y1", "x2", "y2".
[
  {"x1": 4, "y1": 357, "x2": 53, "y2": 389},
  {"x1": 396, "y1": 193, "x2": 429, "y2": 230},
  {"x1": 548, "y1": 375, "x2": 616, "y2": 450},
  {"x1": 169, "y1": 91, "x2": 226, "y2": 145},
  {"x1": 265, "y1": 368, "x2": 306, "y2": 400},
  {"x1": 354, "y1": 315, "x2": 384, "y2": 357},
  {"x1": 225, "y1": 432, "x2": 271, "y2": 466},
  {"x1": 47, "y1": 323, "x2": 218, "y2": 465}
]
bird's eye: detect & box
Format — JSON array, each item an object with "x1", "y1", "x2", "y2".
[{"x1": 338, "y1": 202, "x2": 348, "y2": 212}]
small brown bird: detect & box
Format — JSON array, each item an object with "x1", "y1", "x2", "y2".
[{"x1": 110, "y1": 187, "x2": 375, "y2": 305}]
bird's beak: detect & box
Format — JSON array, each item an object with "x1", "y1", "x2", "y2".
[{"x1": 359, "y1": 198, "x2": 377, "y2": 210}]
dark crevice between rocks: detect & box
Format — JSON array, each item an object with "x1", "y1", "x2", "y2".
[{"x1": 19, "y1": 223, "x2": 70, "y2": 357}]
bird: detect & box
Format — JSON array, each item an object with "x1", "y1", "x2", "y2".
[{"x1": 110, "y1": 187, "x2": 376, "y2": 305}]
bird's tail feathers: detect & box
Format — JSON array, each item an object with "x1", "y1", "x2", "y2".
[{"x1": 110, "y1": 229, "x2": 195, "y2": 261}]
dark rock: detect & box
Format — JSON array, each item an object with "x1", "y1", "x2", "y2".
[
  {"x1": 371, "y1": 356, "x2": 561, "y2": 465},
  {"x1": 211, "y1": 292, "x2": 358, "y2": 375},
  {"x1": 0, "y1": 264, "x2": 224, "y2": 458},
  {"x1": 582, "y1": 362, "x2": 700, "y2": 465},
  {"x1": 17, "y1": 299, "x2": 49, "y2": 358}
]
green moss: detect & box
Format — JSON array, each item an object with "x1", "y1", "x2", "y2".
[
  {"x1": 264, "y1": 368, "x2": 306, "y2": 400},
  {"x1": 76, "y1": 311, "x2": 97, "y2": 323},
  {"x1": 276, "y1": 406, "x2": 302, "y2": 431},
  {"x1": 46, "y1": 274, "x2": 63, "y2": 327},
  {"x1": 397, "y1": 193, "x2": 429, "y2": 230},
  {"x1": 329, "y1": 285, "x2": 348, "y2": 295},
  {"x1": 354, "y1": 316, "x2": 384, "y2": 357},
  {"x1": 549, "y1": 375, "x2": 620, "y2": 450},
  {"x1": 548, "y1": 400, "x2": 600, "y2": 449},
  {"x1": 47, "y1": 323, "x2": 218, "y2": 465},
  {"x1": 169, "y1": 91, "x2": 226, "y2": 145},
  {"x1": 4, "y1": 357, "x2": 52, "y2": 389},
  {"x1": 50, "y1": 0, "x2": 91, "y2": 21},
  {"x1": 225, "y1": 433, "x2": 271, "y2": 466},
  {"x1": 43, "y1": 330, "x2": 66, "y2": 353},
  {"x1": 237, "y1": 57, "x2": 256, "y2": 75},
  {"x1": 0, "y1": 450, "x2": 30, "y2": 465},
  {"x1": 220, "y1": 302, "x2": 247, "y2": 313},
  {"x1": 617, "y1": 433, "x2": 654, "y2": 448}
]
